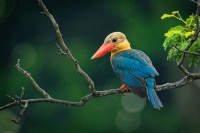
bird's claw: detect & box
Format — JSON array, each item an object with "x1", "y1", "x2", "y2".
[{"x1": 120, "y1": 84, "x2": 129, "y2": 96}]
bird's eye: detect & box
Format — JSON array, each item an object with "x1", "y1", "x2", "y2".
[{"x1": 112, "y1": 38, "x2": 117, "y2": 43}]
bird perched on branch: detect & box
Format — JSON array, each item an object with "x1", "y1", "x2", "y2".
[{"x1": 91, "y1": 32, "x2": 163, "y2": 109}]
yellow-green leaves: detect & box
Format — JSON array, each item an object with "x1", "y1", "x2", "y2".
[
  {"x1": 164, "y1": 27, "x2": 194, "y2": 39},
  {"x1": 161, "y1": 11, "x2": 186, "y2": 24},
  {"x1": 164, "y1": 27, "x2": 183, "y2": 38},
  {"x1": 161, "y1": 14, "x2": 174, "y2": 20},
  {"x1": 161, "y1": 11, "x2": 179, "y2": 20},
  {"x1": 162, "y1": 11, "x2": 200, "y2": 67},
  {"x1": 184, "y1": 31, "x2": 194, "y2": 38}
]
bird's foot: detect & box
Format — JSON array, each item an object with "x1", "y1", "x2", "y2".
[
  {"x1": 120, "y1": 84, "x2": 129, "y2": 96},
  {"x1": 121, "y1": 84, "x2": 129, "y2": 91}
]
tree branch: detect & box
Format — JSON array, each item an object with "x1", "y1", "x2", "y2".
[
  {"x1": 178, "y1": 1, "x2": 200, "y2": 66},
  {"x1": 157, "y1": 73, "x2": 200, "y2": 91},
  {"x1": 16, "y1": 59, "x2": 52, "y2": 99},
  {"x1": 172, "y1": 44, "x2": 200, "y2": 56},
  {"x1": 55, "y1": 43, "x2": 67, "y2": 55},
  {"x1": 1, "y1": 71, "x2": 199, "y2": 111},
  {"x1": 5, "y1": 87, "x2": 29, "y2": 124},
  {"x1": 173, "y1": 1, "x2": 200, "y2": 79},
  {"x1": 38, "y1": 0, "x2": 96, "y2": 95},
  {"x1": 0, "y1": 88, "x2": 124, "y2": 111},
  {"x1": 11, "y1": 101, "x2": 28, "y2": 124}
]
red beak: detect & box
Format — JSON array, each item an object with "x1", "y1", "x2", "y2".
[{"x1": 91, "y1": 43, "x2": 114, "y2": 59}]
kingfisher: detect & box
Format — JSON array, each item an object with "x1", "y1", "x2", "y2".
[{"x1": 91, "y1": 32, "x2": 163, "y2": 109}]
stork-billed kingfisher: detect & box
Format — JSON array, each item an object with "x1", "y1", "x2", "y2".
[{"x1": 91, "y1": 32, "x2": 163, "y2": 110}]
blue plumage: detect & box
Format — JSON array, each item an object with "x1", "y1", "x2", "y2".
[
  {"x1": 145, "y1": 78, "x2": 163, "y2": 109},
  {"x1": 111, "y1": 49, "x2": 163, "y2": 109}
]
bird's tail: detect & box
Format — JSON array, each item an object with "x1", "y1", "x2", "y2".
[{"x1": 145, "y1": 78, "x2": 163, "y2": 110}]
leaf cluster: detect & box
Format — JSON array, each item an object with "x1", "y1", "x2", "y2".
[{"x1": 161, "y1": 11, "x2": 200, "y2": 67}]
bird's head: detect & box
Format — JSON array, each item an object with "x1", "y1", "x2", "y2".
[{"x1": 91, "y1": 32, "x2": 131, "y2": 59}]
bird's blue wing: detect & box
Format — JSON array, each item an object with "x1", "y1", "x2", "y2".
[{"x1": 111, "y1": 49, "x2": 159, "y2": 97}]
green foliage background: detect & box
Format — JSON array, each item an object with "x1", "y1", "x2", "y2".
[
  {"x1": 162, "y1": 11, "x2": 200, "y2": 66},
  {"x1": 0, "y1": 0, "x2": 200, "y2": 133}
]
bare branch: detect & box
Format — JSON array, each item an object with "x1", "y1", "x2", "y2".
[
  {"x1": 191, "y1": 0, "x2": 200, "y2": 5},
  {"x1": 55, "y1": 43, "x2": 66, "y2": 55},
  {"x1": 37, "y1": 0, "x2": 96, "y2": 95},
  {"x1": 11, "y1": 102, "x2": 28, "y2": 124},
  {"x1": 15, "y1": 87, "x2": 25, "y2": 100},
  {"x1": 4, "y1": 88, "x2": 28, "y2": 124},
  {"x1": 156, "y1": 74, "x2": 200, "y2": 91},
  {"x1": 0, "y1": 88, "x2": 124, "y2": 111},
  {"x1": 1, "y1": 70, "x2": 200, "y2": 111},
  {"x1": 6, "y1": 95, "x2": 17, "y2": 102},
  {"x1": 178, "y1": 64, "x2": 191, "y2": 76},
  {"x1": 16, "y1": 59, "x2": 52, "y2": 99}
]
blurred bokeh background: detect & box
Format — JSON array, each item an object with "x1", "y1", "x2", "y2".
[{"x1": 0, "y1": 0, "x2": 200, "y2": 133}]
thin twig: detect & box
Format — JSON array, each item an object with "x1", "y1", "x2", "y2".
[
  {"x1": 55, "y1": 43, "x2": 66, "y2": 55},
  {"x1": 15, "y1": 59, "x2": 52, "y2": 99},
  {"x1": 172, "y1": 44, "x2": 200, "y2": 56},
  {"x1": 5, "y1": 88, "x2": 28, "y2": 124},
  {"x1": 6, "y1": 95, "x2": 17, "y2": 102},
  {"x1": 38, "y1": 0, "x2": 96, "y2": 95},
  {"x1": 15, "y1": 87, "x2": 25, "y2": 99},
  {"x1": 11, "y1": 102, "x2": 29, "y2": 124},
  {"x1": 16, "y1": 87, "x2": 25, "y2": 108},
  {"x1": 191, "y1": 0, "x2": 200, "y2": 5}
]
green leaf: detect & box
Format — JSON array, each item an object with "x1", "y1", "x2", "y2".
[
  {"x1": 161, "y1": 14, "x2": 174, "y2": 20},
  {"x1": 164, "y1": 25, "x2": 184, "y2": 37},
  {"x1": 167, "y1": 47, "x2": 183, "y2": 62},
  {"x1": 188, "y1": 55, "x2": 200, "y2": 67},
  {"x1": 161, "y1": 11, "x2": 179, "y2": 20},
  {"x1": 164, "y1": 30, "x2": 182, "y2": 38},
  {"x1": 179, "y1": 41, "x2": 189, "y2": 50},
  {"x1": 184, "y1": 31, "x2": 194, "y2": 38},
  {"x1": 172, "y1": 11, "x2": 179, "y2": 14},
  {"x1": 163, "y1": 37, "x2": 170, "y2": 50},
  {"x1": 185, "y1": 15, "x2": 196, "y2": 27}
]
